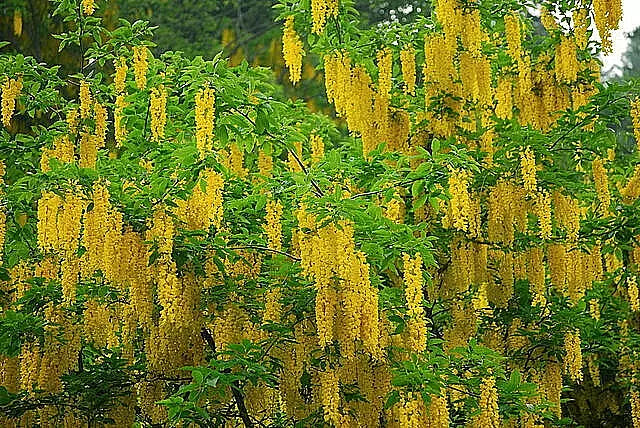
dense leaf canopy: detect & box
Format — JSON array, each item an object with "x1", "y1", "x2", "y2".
[{"x1": 1, "y1": 0, "x2": 640, "y2": 427}]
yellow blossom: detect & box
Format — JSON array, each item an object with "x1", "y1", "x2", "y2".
[
  {"x1": 132, "y1": 46, "x2": 149, "y2": 90},
  {"x1": 400, "y1": 45, "x2": 416, "y2": 95},
  {"x1": 150, "y1": 85, "x2": 167, "y2": 141},
  {"x1": 282, "y1": 16, "x2": 304, "y2": 85}
]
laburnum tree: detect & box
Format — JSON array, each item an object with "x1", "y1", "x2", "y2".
[{"x1": 2, "y1": 0, "x2": 640, "y2": 427}]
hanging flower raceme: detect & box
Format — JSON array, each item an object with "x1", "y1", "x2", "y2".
[
  {"x1": 79, "y1": 80, "x2": 92, "y2": 118},
  {"x1": 257, "y1": 149, "x2": 273, "y2": 178},
  {"x1": 41, "y1": 135, "x2": 74, "y2": 172},
  {"x1": 1, "y1": 76, "x2": 22, "y2": 127},
  {"x1": 475, "y1": 376, "x2": 501, "y2": 427},
  {"x1": 574, "y1": 8, "x2": 589, "y2": 50},
  {"x1": 114, "y1": 57, "x2": 128, "y2": 94},
  {"x1": 310, "y1": 134, "x2": 324, "y2": 163},
  {"x1": 195, "y1": 85, "x2": 215, "y2": 157},
  {"x1": 67, "y1": 108, "x2": 79, "y2": 135},
  {"x1": 631, "y1": 390, "x2": 640, "y2": 428},
  {"x1": 534, "y1": 190, "x2": 552, "y2": 240},
  {"x1": 445, "y1": 169, "x2": 473, "y2": 232},
  {"x1": 114, "y1": 95, "x2": 127, "y2": 146},
  {"x1": 631, "y1": 98, "x2": 640, "y2": 151},
  {"x1": 82, "y1": 0, "x2": 95, "y2": 15},
  {"x1": 311, "y1": 0, "x2": 328, "y2": 34},
  {"x1": 175, "y1": 169, "x2": 224, "y2": 230},
  {"x1": 400, "y1": 46, "x2": 416, "y2": 95},
  {"x1": 564, "y1": 329, "x2": 583, "y2": 382},
  {"x1": 504, "y1": 12, "x2": 522, "y2": 61},
  {"x1": 593, "y1": 0, "x2": 622, "y2": 53},
  {"x1": 520, "y1": 146, "x2": 537, "y2": 193},
  {"x1": 592, "y1": 157, "x2": 611, "y2": 214},
  {"x1": 403, "y1": 253, "x2": 427, "y2": 353},
  {"x1": 150, "y1": 85, "x2": 167, "y2": 141},
  {"x1": 376, "y1": 47, "x2": 392, "y2": 100},
  {"x1": 495, "y1": 78, "x2": 513, "y2": 119},
  {"x1": 282, "y1": 16, "x2": 304, "y2": 85},
  {"x1": 132, "y1": 46, "x2": 148, "y2": 90},
  {"x1": 94, "y1": 101, "x2": 107, "y2": 148},
  {"x1": 555, "y1": 36, "x2": 579, "y2": 84},
  {"x1": 0, "y1": 162, "x2": 5, "y2": 262},
  {"x1": 264, "y1": 199, "x2": 283, "y2": 251}
]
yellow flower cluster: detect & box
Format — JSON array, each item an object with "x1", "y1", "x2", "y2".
[
  {"x1": 114, "y1": 94, "x2": 127, "y2": 146},
  {"x1": 1, "y1": 76, "x2": 22, "y2": 127},
  {"x1": 377, "y1": 47, "x2": 393, "y2": 99},
  {"x1": 323, "y1": 50, "x2": 404, "y2": 157},
  {"x1": 311, "y1": 0, "x2": 328, "y2": 34},
  {"x1": 403, "y1": 253, "x2": 427, "y2": 353},
  {"x1": 195, "y1": 86, "x2": 216, "y2": 156},
  {"x1": 114, "y1": 57, "x2": 128, "y2": 94},
  {"x1": 79, "y1": 80, "x2": 92, "y2": 118},
  {"x1": 150, "y1": 86, "x2": 167, "y2": 141},
  {"x1": 504, "y1": 12, "x2": 522, "y2": 61},
  {"x1": 592, "y1": 157, "x2": 611, "y2": 214},
  {"x1": 555, "y1": 37, "x2": 579, "y2": 84},
  {"x1": 82, "y1": 0, "x2": 95, "y2": 15},
  {"x1": 589, "y1": 298, "x2": 601, "y2": 320},
  {"x1": 389, "y1": 392, "x2": 432, "y2": 427},
  {"x1": 553, "y1": 191, "x2": 580, "y2": 242},
  {"x1": 319, "y1": 368, "x2": 347, "y2": 425},
  {"x1": 132, "y1": 46, "x2": 148, "y2": 90},
  {"x1": 476, "y1": 376, "x2": 500, "y2": 428},
  {"x1": 445, "y1": 169, "x2": 472, "y2": 232},
  {"x1": 621, "y1": 165, "x2": 640, "y2": 201},
  {"x1": 540, "y1": 7, "x2": 558, "y2": 32},
  {"x1": 593, "y1": 0, "x2": 622, "y2": 53},
  {"x1": 535, "y1": 190, "x2": 552, "y2": 240},
  {"x1": 67, "y1": 107, "x2": 79, "y2": 134},
  {"x1": 587, "y1": 355, "x2": 601, "y2": 387},
  {"x1": 528, "y1": 247, "x2": 546, "y2": 306},
  {"x1": 310, "y1": 133, "x2": 324, "y2": 163},
  {"x1": 79, "y1": 132, "x2": 98, "y2": 168},
  {"x1": 400, "y1": 46, "x2": 416, "y2": 95},
  {"x1": 564, "y1": 330, "x2": 583, "y2": 382},
  {"x1": 520, "y1": 147, "x2": 537, "y2": 193},
  {"x1": 459, "y1": 52, "x2": 492, "y2": 105},
  {"x1": 94, "y1": 101, "x2": 107, "y2": 147},
  {"x1": 495, "y1": 78, "x2": 513, "y2": 120},
  {"x1": 37, "y1": 190, "x2": 84, "y2": 254},
  {"x1": 298, "y1": 213, "x2": 380, "y2": 357},
  {"x1": 283, "y1": 16, "x2": 304, "y2": 85},
  {"x1": 631, "y1": 390, "x2": 640, "y2": 428},
  {"x1": 0, "y1": 162, "x2": 5, "y2": 261},
  {"x1": 541, "y1": 362, "x2": 563, "y2": 417},
  {"x1": 487, "y1": 180, "x2": 527, "y2": 245},
  {"x1": 84, "y1": 300, "x2": 117, "y2": 348},
  {"x1": 264, "y1": 199, "x2": 283, "y2": 251},
  {"x1": 629, "y1": 275, "x2": 640, "y2": 312},
  {"x1": 41, "y1": 136, "x2": 74, "y2": 172},
  {"x1": 175, "y1": 169, "x2": 224, "y2": 230},
  {"x1": 632, "y1": 98, "x2": 640, "y2": 151},
  {"x1": 574, "y1": 8, "x2": 589, "y2": 50}
]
